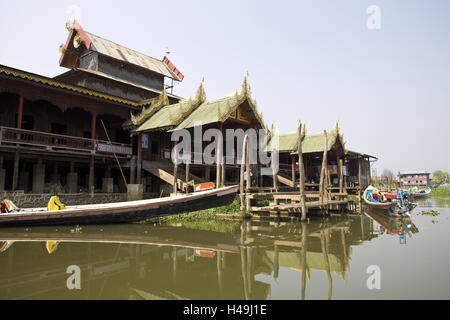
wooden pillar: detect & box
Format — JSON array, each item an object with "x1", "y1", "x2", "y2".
[
  {"x1": 17, "y1": 96, "x2": 23, "y2": 129},
  {"x1": 137, "y1": 134, "x2": 142, "y2": 185},
  {"x1": 245, "y1": 136, "x2": 251, "y2": 211},
  {"x1": 271, "y1": 151, "x2": 278, "y2": 192},
  {"x1": 91, "y1": 112, "x2": 97, "y2": 140},
  {"x1": 221, "y1": 155, "x2": 226, "y2": 187},
  {"x1": 185, "y1": 162, "x2": 190, "y2": 194},
  {"x1": 319, "y1": 131, "x2": 328, "y2": 205},
  {"x1": 291, "y1": 154, "x2": 296, "y2": 185},
  {"x1": 89, "y1": 155, "x2": 94, "y2": 197},
  {"x1": 205, "y1": 165, "x2": 211, "y2": 181},
  {"x1": 297, "y1": 121, "x2": 307, "y2": 221},
  {"x1": 339, "y1": 159, "x2": 344, "y2": 194},
  {"x1": 130, "y1": 156, "x2": 136, "y2": 185},
  {"x1": 173, "y1": 141, "x2": 178, "y2": 195},
  {"x1": 216, "y1": 122, "x2": 223, "y2": 189},
  {"x1": 240, "y1": 135, "x2": 249, "y2": 217},
  {"x1": 12, "y1": 148, "x2": 20, "y2": 191},
  {"x1": 358, "y1": 158, "x2": 362, "y2": 200}
]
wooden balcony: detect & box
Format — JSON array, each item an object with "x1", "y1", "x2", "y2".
[{"x1": 0, "y1": 126, "x2": 132, "y2": 156}]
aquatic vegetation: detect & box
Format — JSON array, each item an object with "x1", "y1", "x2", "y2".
[
  {"x1": 421, "y1": 210, "x2": 440, "y2": 216},
  {"x1": 430, "y1": 186, "x2": 450, "y2": 196}
]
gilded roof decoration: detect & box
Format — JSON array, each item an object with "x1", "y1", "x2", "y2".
[
  {"x1": 170, "y1": 74, "x2": 266, "y2": 132},
  {"x1": 130, "y1": 87, "x2": 169, "y2": 126},
  {"x1": 130, "y1": 80, "x2": 206, "y2": 133},
  {"x1": 0, "y1": 65, "x2": 138, "y2": 107}
]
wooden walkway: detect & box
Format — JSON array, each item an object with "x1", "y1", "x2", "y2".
[{"x1": 250, "y1": 199, "x2": 348, "y2": 213}]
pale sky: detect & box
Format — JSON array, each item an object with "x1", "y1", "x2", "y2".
[{"x1": 0, "y1": 0, "x2": 449, "y2": 175}]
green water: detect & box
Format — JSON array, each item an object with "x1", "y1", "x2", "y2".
[{"x1": 0, "y1": 196, "x2": 449, "y2": 300}]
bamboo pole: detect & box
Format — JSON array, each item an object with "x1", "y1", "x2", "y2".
[
  {"x1": 100, "y1": 120, "x2": 127, "y2": 189},
  {"x1": 297, "y1": 121, "x2": 307, "y2": 221},
  {"x1": 240, "y1": 135, "x2": 249, "y2": 217}
]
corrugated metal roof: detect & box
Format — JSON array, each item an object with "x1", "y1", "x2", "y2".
[{"x1": 84, "y1": 31, "x2": 182, "y2": 81}]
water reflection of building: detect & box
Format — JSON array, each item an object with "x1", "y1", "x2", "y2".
[{"x1": 0, "y1": 215, "x2": 397, "y2": 300}]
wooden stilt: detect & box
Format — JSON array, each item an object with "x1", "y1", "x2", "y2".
[
  {"x1": 358, "y1": 158, "x2": 362, "y2": 200},
  {"x1": 297, "y1": 121, "x2": 307, "y2": 221},
  {"x1": 221, "y1": 154, "x2": 225, "y2": 187},
  {"x1": 339, "y1": 159, "x2": 344, "y2": 198},
  {"x1": 216, "y1": 123, "x2": 223, "y2": 189},
  {"x1": 185, "y1": 162, "x2": 190, "y2": 194},
  {"x1": 271, "y1": 151, "x2": 278, "y2": 192},
  {"x1": 240, "y1": 135, "x2": 249, "y2": 218},
  {"x1": 319, "y1": 131, "x2": 328, "y2": 205},
  {"x1": 291, "y1": 154, "x2": 295, "y2": 185},
  {"x1": 173, "y1": 142, "x2": 178, "y2": 195}
]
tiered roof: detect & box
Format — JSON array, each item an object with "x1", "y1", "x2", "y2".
[{"x1": 124, "y1": 75, "x2": 266, "y2": 133}]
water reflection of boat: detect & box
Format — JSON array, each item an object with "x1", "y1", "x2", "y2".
[
  {"x1": 363, "y1": 210, "x2": 419, "y2": 236},
  {"x1": 0, "y1": 186, "x2": 238, "y2": 227}
]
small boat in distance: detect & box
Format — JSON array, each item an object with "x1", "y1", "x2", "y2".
[
  {"x1": 363, "y1": 186, "x2": 409, "y2": 216},
  {"x1": 412, "y1": 187, "x2": 431, "y2": 197},
  {"x1": 0, "y1": 185, "x2": 239, "y2": 228}
]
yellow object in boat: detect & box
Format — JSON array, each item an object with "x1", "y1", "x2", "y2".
[
  {"x1": 45, "y1": 241, "x2": 59, "y2": 254},
  {"x1": 47, "y1": 196, "x2": 66, "y2": 211}
]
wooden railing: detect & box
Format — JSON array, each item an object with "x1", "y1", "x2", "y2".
[{"x1": 0, "y1": 126, "x2": 132, "y2": 156}]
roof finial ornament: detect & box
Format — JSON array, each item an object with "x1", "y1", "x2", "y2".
[
  {"x1": 301, "y1": 123, "x2": 307, "y2": 137},
  {"x1": 241, "y1": 71, "x2": 251, "y2": 98}
]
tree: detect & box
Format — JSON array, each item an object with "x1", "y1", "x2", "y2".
[
  {"x1": 432, "y1": 170, "x2": 449, "y2": 187},
  {"x1": 381, "y1": 169, "x2": 395, "y2": 185}
]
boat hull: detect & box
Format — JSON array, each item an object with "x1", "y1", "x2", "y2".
[{"x1": 0, "y1": 186, "x2": 238, "y2": 228}]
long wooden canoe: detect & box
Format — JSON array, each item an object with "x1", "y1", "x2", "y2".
[
  {"x1": 363, "y1": 185, "x2": 407, "y2": 216},
  {"x1": 0, "y1": 185, "x2": 238, "y2": 227}
]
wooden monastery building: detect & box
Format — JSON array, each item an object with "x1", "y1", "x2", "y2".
[{"x1": 0, "y1": 20, "x2": 376, "y2": 206}]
